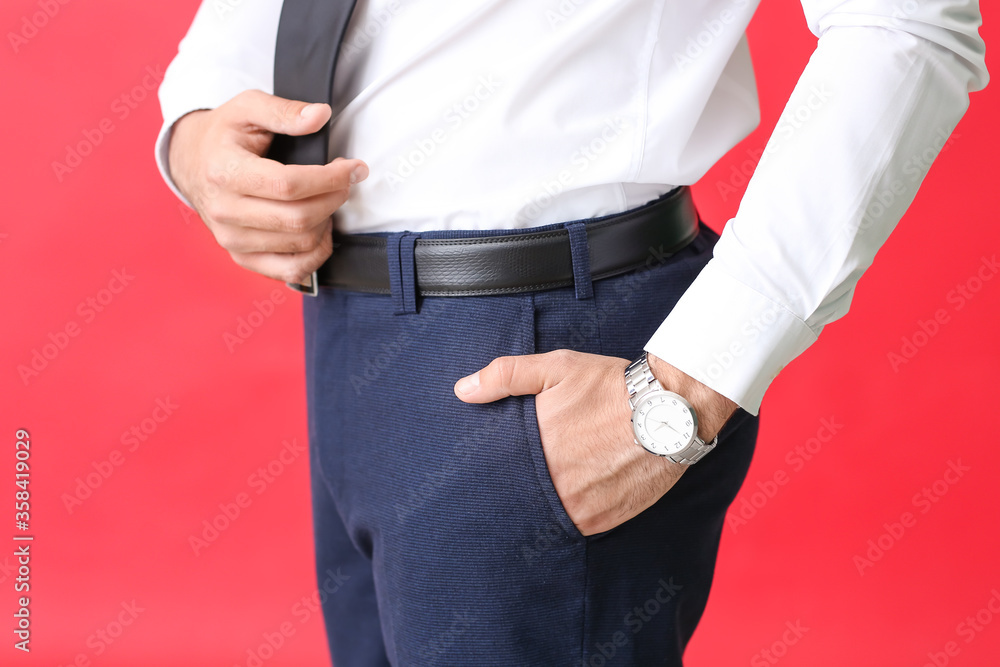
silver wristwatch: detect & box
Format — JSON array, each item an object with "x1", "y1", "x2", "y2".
[{"x1": 624, "y1": 352, "x2": 717, "y2": 465}]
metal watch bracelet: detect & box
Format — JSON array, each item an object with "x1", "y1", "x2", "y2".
[{"x1": 625, "y1": 352, "x2": 717, "y2": 465}]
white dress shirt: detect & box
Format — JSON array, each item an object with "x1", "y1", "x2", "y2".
[{"x1": 156, "y1": 0, "x2": 987, "y2": 414}]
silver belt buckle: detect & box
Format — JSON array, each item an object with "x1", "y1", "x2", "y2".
[{"x1": 286, "y1": 270, "x2": 318, "y2": 297}]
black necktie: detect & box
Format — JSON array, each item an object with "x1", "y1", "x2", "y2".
[{"x1": 267, "y1": 0, "x2": 360, "y2": 166}]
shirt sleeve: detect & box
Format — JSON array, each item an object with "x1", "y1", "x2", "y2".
[
  {"x1": 646, "y1": 0, "x2": 988, "y2": 415},
  {"x1": 154, "y1": 0, "x2": 283, "y2": 205}
]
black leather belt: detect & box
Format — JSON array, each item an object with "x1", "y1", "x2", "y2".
[{"x1": 289, "y1": 186, "x2": 699, "y2": 297}]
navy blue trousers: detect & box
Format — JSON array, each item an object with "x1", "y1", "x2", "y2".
[{"x1": 302, "y1": 219, "x2": 758, "y2": 666}]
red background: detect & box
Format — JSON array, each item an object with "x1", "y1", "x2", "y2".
[{"x1": 2, "y1": 1, "x2": 999, "y2": 665}]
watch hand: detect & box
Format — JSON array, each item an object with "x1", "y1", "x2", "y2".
[{"x1": 653, "y1": 421, "x2": 680, "y2": 436}]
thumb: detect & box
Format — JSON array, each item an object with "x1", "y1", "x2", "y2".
[
  {"x1": 454, "y1": 354, "x2": 561, "y2": 404},
  {"x1": 231, "y1": 89, "x2": 333, "y2": 137}
]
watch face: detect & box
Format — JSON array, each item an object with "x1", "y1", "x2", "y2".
[{"x1": 632, "y1": 391, "x2": 697, "y2": 457}]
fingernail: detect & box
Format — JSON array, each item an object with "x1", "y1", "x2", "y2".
[
  {"x1": 300, "y1": 103, "x2": 325, "y2": 118},
  {"x1": 350, "y1": 163, "x2": 369, "y2": 185},
  {"x1": 456, "y1": 373, "x2": 480, "y2": 395}
]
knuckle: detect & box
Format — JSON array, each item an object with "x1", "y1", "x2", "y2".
[
  {"x1": 213, "y1": 226, "x2": 238, "y2": 250},
  {"x1": 491, "y1": 356, "x2": 517, "y2": 389},
  {"x1": 285, "y1": 252, "x2": 324, "y2": 284},
  {"x1": 282, "y1": 211, "x2": 313, "y2": 233},
  {"x1": 205, "y1": 164, "x2": 228, "y2": 187},
  {"x1": 206, "y1": 160, "x2": 238, "y2": 189},
  {"x1": 281, "y1": 266, "x2": 307, "y2": 285},
  {"x1": 230, "y1": 253, "x2": 251, "y2": 270},
  {"x1": 200, "y1": 200, "x2": 227, "y2": 224},
  {"x1": 259, "y1": 210, "x2": 285, "y2": 232},
  {"x1": 314, "y1": 237, "x2": 334, "y2": 262},
  {"x1": 218, "y1": 167, "x2": 237, "y2": 192},
  {"x1": 550, "y1": 349, "x2": 575, "y2": 363},
  {"x1": 268, "y1": 175, "x2": 296, "y2": 200},
  {"x1": 221, "y1": 93, "x2": 244, "y2": 118},
  {"x1": 237, "y1": 168, "x2": 264, "y2": 194},
  {"x1": 273, "y1": 98, "x2": 299, "y2": 128},
  {"x1": 312, "y1": 224, "x2": 332, "y2": 248},
  {"x1": 201, "y1": 180, "x2": 222, "y2": 200},
  {"x1": 560, "y1": 348, "x2": 577, "y2": 360},
  {"x1": 286, "y1": 234, "x2": 314, "y2": 254}
]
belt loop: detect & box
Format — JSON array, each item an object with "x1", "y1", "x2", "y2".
[
  {"x1": 387, "y1": 232, "x2": 420, "y2": 314},
  {"x1": 566, "y1": 221, "x2": 593, "y2": 300}
]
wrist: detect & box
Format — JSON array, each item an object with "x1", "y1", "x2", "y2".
[
  {"x1": 646, "y1": 353, "x2": 737, "y2": 442},
  {"x1": 167, "y1": 109, "x2": 210, "y2": 204}
]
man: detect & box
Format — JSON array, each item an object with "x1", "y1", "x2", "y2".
[{"x1": 156, "y1": 0, "x2": 987, "y2": 664}]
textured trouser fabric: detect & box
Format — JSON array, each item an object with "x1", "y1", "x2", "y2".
[{"x1": 302, "y1": 221, "x2": 759, "y2": 667}]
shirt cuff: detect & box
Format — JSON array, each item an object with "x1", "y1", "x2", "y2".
[
  {"x1": 154, "y1": 119, "x2": 196, "y2": 208},
  {"x1": 644, "y1": 260, "x2": 819, "y2": 415},
  {"x1": 155, "y1": 73, "x2": 269, "y2": 207}
]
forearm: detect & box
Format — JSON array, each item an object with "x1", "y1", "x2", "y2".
[{"x1": 648, "y1": 5, "x2": 987, "y2": 415}]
